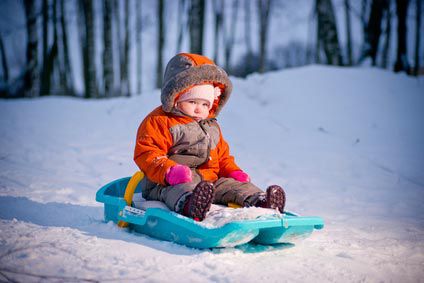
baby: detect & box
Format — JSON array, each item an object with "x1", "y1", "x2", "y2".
[{"x1": 134, "y1": 53, "x2": 285, "y2": 221}]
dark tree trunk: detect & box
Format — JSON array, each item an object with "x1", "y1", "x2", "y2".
[
  {"x1": 114, "y1": 0, "x2": 122, "y2": 94},
  {"x1": 0, "y1": 35, "x2": 9, "y2": 82},
  {"x1": 136, "y1": 0, "x2": 142, "y2": 94},
  {"x1": 59, "y1": 0, "x2": 74, "y2": 95},
  {"x1": 258, "y1": 0, "x2": 272, "y2": 73},
  {"x1": 122, "y1": 0, "x2": 130, "y2": 96},
  {"x1": 81, "y1": 0, "x2": 98, "y2": 98},
  {"x1": 156, "y1": 0, "x2": 165, "y2": 89},
  {"x1": 224, "y1": 0, "x2": 239, "y2": 72},
  {"x1": 381, "y1": 1, "x2": 392, "y2": 69},
  {"x1": 359, "y1": 0, "x2": 388, "y2": 65},
  {"x1": 244, "y1": 0, "x2": 253, "y2": 73},
  {"x1": 176, "y1": 0, "x2": 188, "y2": 53},
  {"x1": 316, "y1": 0, "x2": 343, "y2": 65},
  {"x1": 344, "y1": 0, "x2": 353, "y2": 65},
  {"x1": 189, "y1": 0, "x2": 205, "y2": 54},
  {"x1": 40, "y1": 0, "x2": 51, "y2": 95},
  {"x1": 23, "y1": 0, "x2": 39, "y2": 97},
  {"x1": 213, "y1": 0, "x2": 223, "y2": 63},
  {"x1": 394, "y1": 0, "x2": 410, "y2": 73},
  {"x1": 42, "y1": 0, "x2": 48, "y2": 72},
  {"x1": 414, "y1": 0, "x2": 422, "y2": 76},
  {"x1": 103, "y1": 0, "x2": 114, "y2": 97}
]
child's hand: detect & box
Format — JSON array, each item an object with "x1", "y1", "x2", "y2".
[
  {"x1": 166, "y1": 164, "x2": 193, "y2": 185},
  {"x1": 228, "y1": 170, "x2": 250, "y2": 183}
]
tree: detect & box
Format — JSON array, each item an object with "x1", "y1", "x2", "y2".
[
  {"x1": 316, "y1": 0, "x2": 343, "y2": 65},
  {"x1": 59, "y1": 0, "x2": 74, "y2": 95},
  {"x1": 136, "y1": 0, "x2": 142, "y2": 94},
  {"x1": 344, "y1": 0, "x2": 353, "y2": 65},
  {"x1": 103, "y1": 0, "x2": 114, "y2": 97},
  {"x1": 81, "y1": 0, "x2": 98, "y2": 98},
  {"x1": 258, "y1": 0, "x2": 273, "y2": 73},
  {"x1": 394, "y1": 0, "x2": 411, "y2": 73},
  {"x1": 244, "y1": 0, "x2": 254, "y2": 73},
  {"x1": 213, "y1": 0, "x2": 224, "y2": 63},
  {"x1": 189, "y1": 0, "x2": 205, "y2": 54},
  {"x1": 223, "y1": 0, "x2": 239, "y2": 72},
  {"x1": 156, "y1": 0, "x2": 164, "y2": 89},
  {"x1": 414, "y1": 0, "x2": 422, "y2": 76},
  {"x1": 40, "y1": 0, "x2": 59, "y2": 96},
  {"x1": 381, "y1": 0, "x2": 392, "y2": 69},
  {"x1": 358, "y1": 0, "x2": 388, "y2": 65},
  {"x1": 0, "y1": 35, "x2": 9, "y2": 83},
  {"x1": 23, "y1": 0, "x2": 39, "y2": 97},
  {"x1": 113, "y1": 0, "x2": 122, "y2": 95},
  {"x1": 176, "y1": 0, "x2": 188, "y2": 53},
  {"x1": 122, "y1": 0, "x2": 130, "y2": 96}
]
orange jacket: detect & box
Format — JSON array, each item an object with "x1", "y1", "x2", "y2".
[{"x1": 134, "y1": 106, "x2": 241, "y2": 185}]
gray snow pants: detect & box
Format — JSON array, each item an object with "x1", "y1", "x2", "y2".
[{"x1": 140, "y1": 171, "x2": 263, "y2": 212}]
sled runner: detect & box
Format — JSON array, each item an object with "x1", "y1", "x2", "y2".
[{"x1": 96, "y1": 172, "x2": 324, "y2": 249}]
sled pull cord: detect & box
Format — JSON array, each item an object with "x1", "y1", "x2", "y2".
[{"x1": 118, "y1": 171, "x2": 145, "y2": 228}]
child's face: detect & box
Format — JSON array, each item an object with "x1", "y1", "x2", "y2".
[{"x1": 176, "y1": 99, "x2": 210, "y2": 121}]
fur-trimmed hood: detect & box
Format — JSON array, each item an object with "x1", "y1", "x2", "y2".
[{"x1": 161, "y1": 53, "x2": 232, "y2": 117}]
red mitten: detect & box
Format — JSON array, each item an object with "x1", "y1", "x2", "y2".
[
  {"x1": 228, "y1": 170, "x2": 250, "y2": 183},
  {"x1": 165, "y1": 164, "x2": 192, "y2": 185}
]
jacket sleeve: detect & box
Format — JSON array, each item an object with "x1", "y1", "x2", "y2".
[
  {"x1": 134, "y1": 114, "x2": 177, "y2": 185},
  {"x1": 216, "y1": 129, "x2": 241, "y2": 178}
]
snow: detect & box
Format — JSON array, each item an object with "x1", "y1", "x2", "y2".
[{"x1": 1, "y1": 66, "x2": 424, "y2": 282}]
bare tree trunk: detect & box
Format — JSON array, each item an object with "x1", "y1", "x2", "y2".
[
  {"x1": 361, "y1": 0, "x2": 369, "y2": 32},
  {"x1": 0, "y1": 35, "x2": 9, "y2": 82},
  {"x1": 359, "y1": 0, "x2": 388, "y2": 65},
  {"x1": 189, "y1": 0, "x2": 205, "y2": 54},
  {"x1": 81, "y1": 0, "x2": 98, "y2": 98},
  {"x1": 244, "y1": 0, "x2": 253, "y2": 73},
  {"x1": 381, "y1": 1, "x2": 391, "y2": 69},
  {"x1": 156, "y1": 0, "x2": 164, "y2": 89},
  {"x1": 394, "y1": 0, "x2": 411, "y2": 73},
  {"x1": 114, "y1": 0, "x2": 122, "y2": 94},
  {"x1": 213, "y1": 0, "x2": 223, "y2": 63},
  {"x1": 414, "y1": 0, "x2": 422, "y2": 76},
  {"x1": 316, "y1": 0, "x2": 343, "y2": 65},
  {"x1": 42, "y1": 0, "x2": 48, "y2": 73},
  {"x1": 59, "y1": 0, "x2": 73, "y2": 95},
  {"x1": 136, "y1": 0, "x2": 142, "y2": 94},
  {"x1": 103, "y1": 0, "x2": 114, "y2": 97},
  {"x1": 23, "y1": 0, "x2": 39, "y2": 97},
  {"x1": 224, "y1": 0, "x2": 239, "y2": 72},
  {"x1": 344, "y1": 0, "x2": 353, "y2": 65},
  {"x1": 258, "y1": 0, "x2": 272, "y2": 73},
  {"x1": 176, "y1": 0, "x2": 188, "y2": 53},
  {"x1": 122, "y1": 0, "x2": 130, "y2": 96},
  {"x1": 40, "y1": 0, "x2": 50, "y2": 95},
  {"x1": 315, "y1": 1, "x2": 321, "y2": 63}
]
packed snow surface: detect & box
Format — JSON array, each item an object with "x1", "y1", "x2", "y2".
[{"x1": 1, "y1": 66, "x2": 423, "y2": 282}]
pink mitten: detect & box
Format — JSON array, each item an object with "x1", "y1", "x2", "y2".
[
  {"x1": 166, "y1": 164, "x2": 192, "y2": 185},
  {"x1": 228, "y1": 170, "x2": 250, "y2": 183}
]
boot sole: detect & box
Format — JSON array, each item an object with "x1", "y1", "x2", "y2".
[
  {"x1": 266, "y1": 185, "x2": 286, "y2": 213},
  {"x1": 189, "y1": 181, "x2": 215, "y2": 221}
]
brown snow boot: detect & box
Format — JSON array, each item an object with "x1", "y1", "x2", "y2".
[
  {"x1": 250, "y1": 185, "x2": 286, "y2": 213},
  {"x1": 183, "y1": 181, "x2": 214, "y2": 221},
  {"x1": 265, "y1": 185, "x2": 286, "y2": 213}
]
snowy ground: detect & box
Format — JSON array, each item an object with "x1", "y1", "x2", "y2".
[{"x1": 0, "y1": 66, "x2": 423, "y2": 282}]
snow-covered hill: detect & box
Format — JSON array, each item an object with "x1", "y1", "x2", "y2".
[{"x1": 0, "y1": 66, "x2": 423, "y2": 282}]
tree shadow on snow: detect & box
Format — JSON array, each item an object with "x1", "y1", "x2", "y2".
[
  {"x1": 0, "y1": 196, "x2": 296, "y2": 256},
  {"x1": 0, "y1": 196, "x2": 199, "y2": 256}
]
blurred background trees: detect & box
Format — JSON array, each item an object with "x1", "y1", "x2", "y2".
[{"x1": 0, "y1": 0, "x2": 422, "y2": 98}]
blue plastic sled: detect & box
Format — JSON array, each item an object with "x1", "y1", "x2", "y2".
[{"x1": 96, "y1": 174, "x2": 324, "y2": 249}]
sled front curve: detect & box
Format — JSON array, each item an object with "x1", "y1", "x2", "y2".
[{"x1": 96, "y1": 174, "x2": 324, "y2": 249}]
